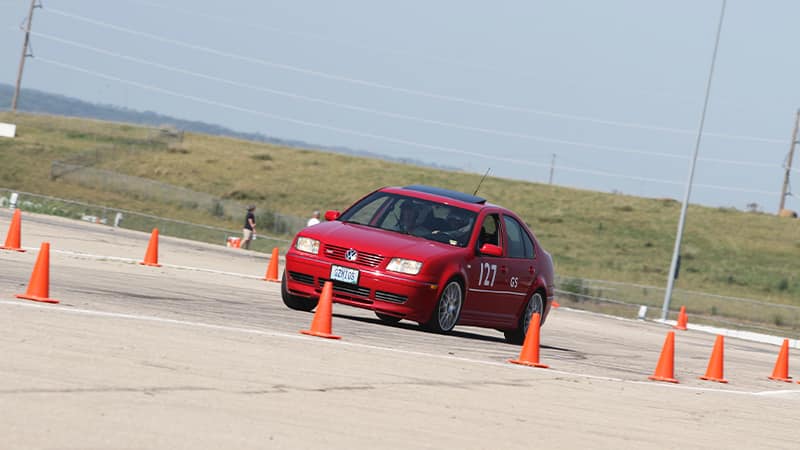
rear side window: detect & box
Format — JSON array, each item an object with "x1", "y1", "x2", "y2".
[{"x1": 503, "y1": 216, "x2": 534, "y2": 259}]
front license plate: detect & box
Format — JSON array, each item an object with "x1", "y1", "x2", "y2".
[{"x1": 330, "y1": 265, "x2": 359, "y2": 285}]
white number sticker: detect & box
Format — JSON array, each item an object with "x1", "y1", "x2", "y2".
[{"x1": 479, "y1": 262, "x2": 497, "y2": 287}]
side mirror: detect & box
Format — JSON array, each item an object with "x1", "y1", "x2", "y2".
[
  {"x1": 325, "y1": 210, "x2": 341, "y2": 221},
  {"x1": 479, "y1": 243, "x2": 503, "y2": 257}
]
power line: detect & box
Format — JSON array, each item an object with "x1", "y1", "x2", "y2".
[
  {"x1": 44, "y1": 7, "x2": 787, "y2": 146},
  {"x1": 31, "y1": 57, "x2": 546, "y2": 166},
  {"x1": 30, "y1": 30, "x2": 786, "y2": 171},
  {"x1": 120, "y1": 0, "x2": 511, "y2": 77},
  {"x1": 31, "y1": 56, "x2": 781, "y2": 197}
]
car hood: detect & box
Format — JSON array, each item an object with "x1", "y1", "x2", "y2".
[{"x1": 299, "y1": 221, "x2": 459, "y2": 260}]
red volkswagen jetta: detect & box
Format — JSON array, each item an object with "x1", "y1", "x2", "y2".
[{"x1": 282, "y1": 185, "x2": 555, "y2": 343}]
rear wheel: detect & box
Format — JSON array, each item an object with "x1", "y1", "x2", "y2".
[
  {"x1": 422, "y1": 279, "x2": 463, "y2": 333},
  {"x1": 504, "y1": 291, "x2": 544, "y2": 344},
  {"x1": 375, "y1": 312, "x2": 402, "y2": 324},
  {"x1": 281, "y1": 273, "x2": 318, "y2": 311}
]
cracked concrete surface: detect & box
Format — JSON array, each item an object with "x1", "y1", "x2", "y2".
[{"x1": 1, "y1": 210, "x2": 799, "y2": 449}]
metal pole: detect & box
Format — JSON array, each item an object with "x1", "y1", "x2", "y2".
[
  {"x1": 778, "y1": 110, "x2": 799, "y2": 212},
  {"x1": 661, "y1": 0, "x2": 727, "y2": 321},
  {"x1": 11, "y1": 0, "x2": 39, "y2": 112},
  {"x1": 549, "y1": 154, "x2": 556, "y2": 184}
]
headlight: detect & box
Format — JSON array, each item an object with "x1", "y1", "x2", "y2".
[
  {"x1": 295, "y1": 237, "x2": 320, "y2": 254},
  {"x1": 386, "y1": 258, "x2": 423, "y2": 275}
]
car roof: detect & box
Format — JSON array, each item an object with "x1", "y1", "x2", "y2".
[
  {"x1": 403, "y1": 185, "x2": 487, "y2": 204},
  {"x1": 380, "y1": 185, "x2": 497, "y2": 212}
]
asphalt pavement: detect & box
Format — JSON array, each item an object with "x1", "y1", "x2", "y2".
[{"x1": 1, "y1": 210, "x2": 798, "y2": 449}]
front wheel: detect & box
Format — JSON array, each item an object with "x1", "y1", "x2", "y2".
[
  {"x1": 504, "y1": 291, "x2": 544, "y2": 345},
  {"x1": 422, "y1": 280, "x2": 463, "y2": 333},
  {"x1": 281, "y1": 273, "x2": 318, "y2": 311}
]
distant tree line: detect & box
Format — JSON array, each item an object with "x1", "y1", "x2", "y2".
[{"x1": 0, "y1": 83, "x2": 457, "y2": 170}]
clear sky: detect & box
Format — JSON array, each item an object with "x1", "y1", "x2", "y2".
[{"x1": 2, "y1": 0, "x2": 799, "y2": 212}]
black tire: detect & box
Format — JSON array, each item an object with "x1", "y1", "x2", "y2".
[
  {"x1": 422, "y1": 279, "x2": 463, "y2": 333},
  {"x1": 504, "y1": 291, "x2": 545, "y2": 345},
  {"x1": 281, "y1": 273, "x2": 318, "y2": 312},
  {"x1": 375, "y1": 312, "x2": 402, "y2": 324}
]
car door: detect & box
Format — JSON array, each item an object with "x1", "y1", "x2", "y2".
[
  {"x1": 498, "y1": 214, "x2": 536, "y2": 317},
  {"x1": 463, "y1": 213, "x2": 512, "y2": 326}
]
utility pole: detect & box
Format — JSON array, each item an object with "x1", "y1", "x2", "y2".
[
  {"x1": 11, "y1": 0, "x2": 41, "y2": 112},
  {"x1": 778, "y1": 109, "x2": 799, "y2": 213},
  {"x1": 548, "y1": 154, "x2": 556, "y2": 184},
  {"x1": 661, "y1": 0, "x2": 726, "y2": 321}
]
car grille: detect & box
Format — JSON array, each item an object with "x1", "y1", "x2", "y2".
[
  {"x1": 318, "y1": 278, "x2": 372, "y2": 302},
  {"x1": 323, "y1": 244, "x2": 384, "y2": 268},
  {"x1": 288, "y1": 271, "x2": 315, "y2": 285},
  {"x1": 374, "y1": 291, "x2": 408, "y2": 304}
]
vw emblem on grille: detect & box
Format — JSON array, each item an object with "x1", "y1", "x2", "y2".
[{"x1": 344, "y1": 249, "x2": 358, "y2": 261}]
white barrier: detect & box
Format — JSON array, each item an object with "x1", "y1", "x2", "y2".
[{"x1": 0, "y1": 122, "x2": 17, "y2": 138}]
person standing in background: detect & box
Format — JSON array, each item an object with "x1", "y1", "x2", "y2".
[
  {"x1": 242, "y1": 206, "x2": 256, "y2": 249},
  {"x1": 307, "y1": 210, "x2": 321, "y2": 227}
]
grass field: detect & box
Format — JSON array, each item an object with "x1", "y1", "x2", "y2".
[{"x1": 1, "y1": 112, "x2": 799, "y2": 320}]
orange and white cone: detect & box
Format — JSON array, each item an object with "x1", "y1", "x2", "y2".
[
  {"x1": 699, "y1": 335, "x2": 728, "y2": 383},
  {"x1": 649, "y1": 331, "x2": 679, "y2": 383},
  {"x1": 16, "y1": 242, "x2": 59, "y2": 304},
  {"x1": 673, "y1": 305, "x2": 688, "y2": 330},
  {"x1": 300, "y1": 281, "x2": 340, "y2": 339},
  {"x1": 263, "y1": 247, "x2": 280, "y2": 282},
  {"x1": 508, "y1": 312, "x2": 549, "y2": 368},
  {"x1": 768, "y1": 339, "x2": 793, "y2": 382},
  {"x1": 1, "y1": 209, "x2": 26, "y2": 252},
  {"x1": 140, "y1": 228, "x2": 161, "y2": 267}
]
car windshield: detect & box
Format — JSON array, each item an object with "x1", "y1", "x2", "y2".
[{"x1": 338, "y1": 192, "x2": 477, "y2": 247}]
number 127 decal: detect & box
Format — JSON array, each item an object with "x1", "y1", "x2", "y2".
[
  {"x1": 479, "y1": 262, "x2": 497, "y2": 287},
  {"x1": 478, "y1": 263, "x2": 521, "y2": 289}
]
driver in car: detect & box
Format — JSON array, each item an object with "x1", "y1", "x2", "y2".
[
  {"x1": 442, "y1": 210, "x2": 472, "y2": 244},
  {"x1": 398, "y1": 201, "x2": 431, "y2": 236}
]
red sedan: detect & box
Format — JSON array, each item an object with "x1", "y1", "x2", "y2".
[{"x1": 282, "y1": 185, "x2": 555, "y2": 343}]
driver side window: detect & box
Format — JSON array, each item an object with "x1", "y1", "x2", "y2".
[{"x1": 477, "y1": 214, "x2": 500, "y2": 250}]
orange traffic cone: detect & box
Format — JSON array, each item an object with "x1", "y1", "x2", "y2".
[
  {"x1": 508, "y1": 312, "x2": 549, "y2": 368},
  {"x1": 300, "y1": 281, "x2": 340, "y2": 339},
  {"x1": 649, "y1": 331, "x2": 679, "y2": 383},
  {"x1": 140, "y1": 228, "x2": 161, "y2": 267},
  {"x1": 674, "y1": 305, "x2": 688, "y2": 330},
  {"x1": 263, "y1": 247, "x2": 280, "y2": 282},
  {"x1": 700, "y1": 335, "x2": 728, "y2": 383},
  {"x1": 15, "y1": 242, "x2": 59, "y2": 304},
  {"x1": 768, "y1": 339, "x2": 793, "y2": 382},
  {"x1": 551, "y1": 299, "x2": 560, "y2": 309},
  {"x1": 1, "y1": 209, "x2": 26, "y2": 252}
]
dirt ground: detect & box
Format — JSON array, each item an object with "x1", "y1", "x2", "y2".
[{"x1": 1, "y1": 210, "x2": 798, "y2": 449}]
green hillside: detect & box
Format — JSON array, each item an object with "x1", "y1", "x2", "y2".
[{"x1": 1, "y1": 112, "x2": 799, "y2": 328}]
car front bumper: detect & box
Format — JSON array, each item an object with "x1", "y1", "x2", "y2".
[{"x1": 284, "y1": 252, "x2": 440, "y2": 323}]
